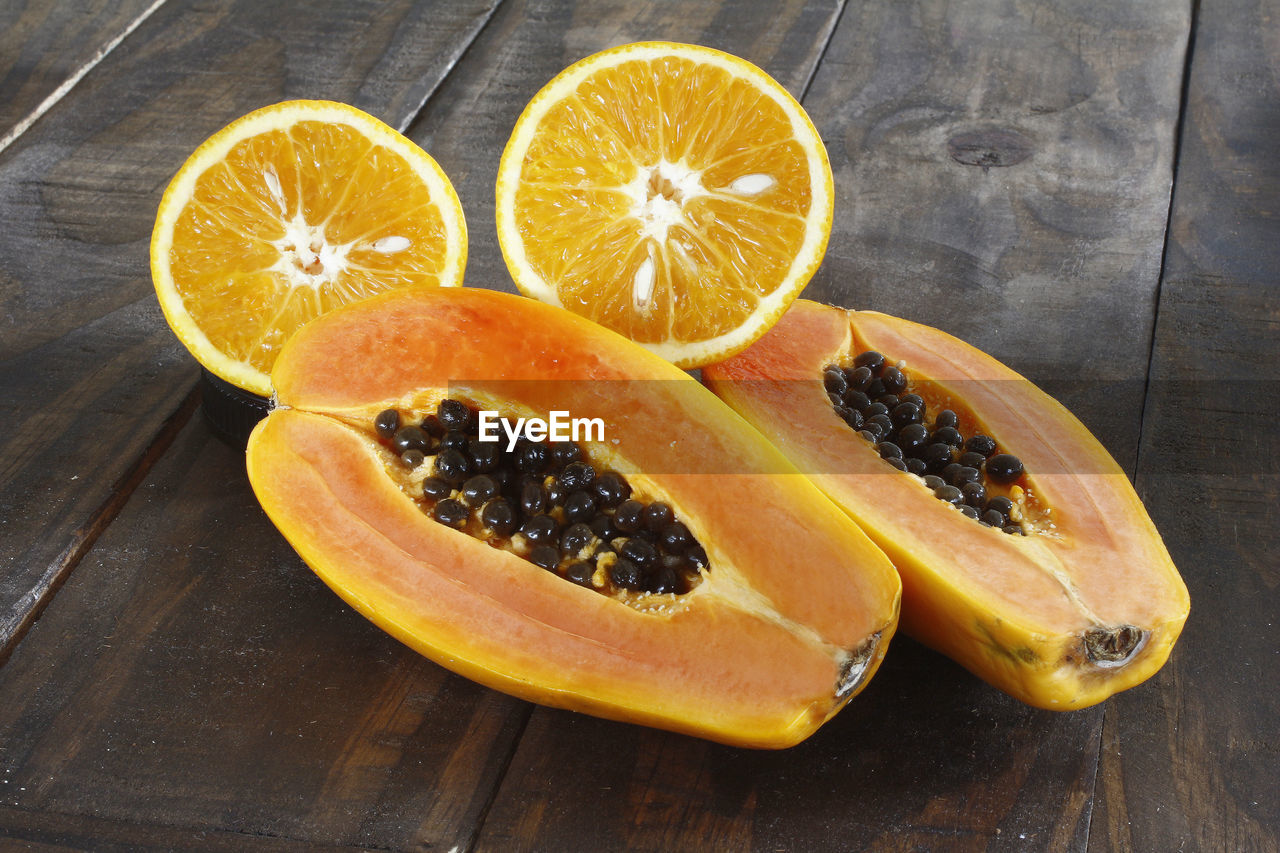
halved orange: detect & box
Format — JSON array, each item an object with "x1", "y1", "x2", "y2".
[
  {"x1": 151, "y1": 100, "x2": 467, "y2": 397},
  {"x1": 495, "y1": 42, "x2": 833, "y2": 368}
]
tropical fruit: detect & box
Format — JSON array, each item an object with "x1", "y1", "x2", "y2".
[
  {"x1": 703, "y1": 300, "x2": 1189, "y2": 710},
  {"x1": 151, "y1": 100, "x2": 467, "y2": 396},
  {"x1": 495, "y1": 42, "x2": 833, "y2": 368},
  {"x1": 246, "y1": 288, "x2": 901, "y2": 747}
]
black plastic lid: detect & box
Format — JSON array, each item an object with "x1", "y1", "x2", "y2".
[{"x1": 200, "y1": 368, "x2": 271, "y2": 448}]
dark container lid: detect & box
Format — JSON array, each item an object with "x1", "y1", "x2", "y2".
[{"x1": 200, "y1": 368, "x2": 271, "y2": 448}]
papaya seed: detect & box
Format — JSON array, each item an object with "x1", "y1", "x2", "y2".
[
  {"x1": 372, "y1": 399, "x2": 707, "y2": 601},
  {"x1": 828, "y1": 353, "x2": 1040, "y2": 535},
  {"x1": 375, "y1": 408, "x2": 400, "y2": 439}
]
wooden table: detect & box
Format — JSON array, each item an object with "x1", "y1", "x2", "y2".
[{"x1": 1, "y1": 1, "x2": 1275, "y2": 850}]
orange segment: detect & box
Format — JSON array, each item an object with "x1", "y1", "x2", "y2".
[
  {"x1": 152, "y1": 100, "x2": 467, "y2": 396},
  {"x1": 496, "y1": 43, "x2": 832, "y2": 367}
]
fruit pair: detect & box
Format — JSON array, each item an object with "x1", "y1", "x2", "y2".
[
  {"x1": 243, "y1": 287, "x2": 1188, "y2": 746},
  {"x1": 151, "y1": 42, "x2": 831, "y2": 397}
]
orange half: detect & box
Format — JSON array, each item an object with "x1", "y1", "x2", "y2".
[
  {"x1": 151, "y1": 100, "x2": 467, "y2": 396},
  {"x1": 496, "y1": 43, "x2": 833, "y2": 368}
]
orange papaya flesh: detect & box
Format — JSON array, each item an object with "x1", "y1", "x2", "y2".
[
  {"x1": 702, "y1": 300, "x2": 1189, "y2": 710},
  {"x1": 246, "y1": 288, "x2": 901, "y2": 748}
]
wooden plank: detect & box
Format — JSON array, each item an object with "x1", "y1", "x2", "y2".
[
  {"x1": 0, "y1": 420, "x2": 531, "y2": 849},
  {"x1": 1091, "y1": 0, "x2": 1280, "y2": 848},
  {"x1": 0, "y1": 0, "x2": 501, "y2": 656},
  {"x1": 0, "y1": 0, "x2": 164, "y2": 147},
  {"x1": 467, "y1": 1, "x2": 1191, "y2": 849},
  {"x1": 477, "y1": 642, "x2": 1099, "y2": 852},
  {"x1": 0, "y1": 803, "x2": 384, "y2": 852}
]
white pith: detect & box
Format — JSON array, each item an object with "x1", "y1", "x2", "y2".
[
  {"x1": 151, "y1": 101, "x2": 466, "y2": 396},
  {"x1": 262, "y1": 164, "x2": 416, "y2": 289},
  {"x1": 265, "y1": 215, "x2": 414, "y2": 290},
  {"x1": 495, "y1": 42, "x2": 834, "y2": 367},
  {"x1": 621, "y1": 159, "x2": 705, "y2": 312},
  {"x1": 273, "y1": 215, "x2": 346, "y2": 286},
  {"x1": 620, "y1": 158, "x2": 706, "y2": 244}
]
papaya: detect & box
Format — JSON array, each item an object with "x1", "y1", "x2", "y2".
[
  {"x1": 245, "y1": 288, "x2": 901, "y2": 748},
  {"x1": 702, "y1": 300, "x2": 1189, "y2": 710}
]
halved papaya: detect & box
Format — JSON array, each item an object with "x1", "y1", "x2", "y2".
[
  {"x1": 245, "y1": 288, "x2": 901, "y2": 748},
  {"x1": 702, "y1": 300, "x2": 1189, "y2": 710}
]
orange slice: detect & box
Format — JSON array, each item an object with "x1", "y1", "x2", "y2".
[
  {"x1": 151, "y1": 100, "x2": 467, "y2": 397},
  {"x1": 495, "y1": 42, "x2": 833, "y2": 368}
]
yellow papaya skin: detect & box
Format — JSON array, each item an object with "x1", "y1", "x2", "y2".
[
  {"x1": 703, "y1": 300, "x2": 1189, "y2": 710},
  {"x1": 246, "y1": 289, "x2": 901, "y2": 748}
]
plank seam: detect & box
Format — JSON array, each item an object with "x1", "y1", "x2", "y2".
[
  {"x1": 0, "y1": 0, "x2": 170, "y2": 157},
  {"x1": 799, "y1": 0, "x2": 849, "y2": 102},
  {"x1": 0, "y1": 384, "x2": 199, "y2": 667},
  {"x1": 461, "y1": 704, "x2": 534, "y2": 853},
  {"x1": 1087, "y1": 2, "x2": 1200, "y2": 851},
  {"x1": 395, "y1": 0, "x2": 508, "y2": 134},
  {"x1": 1133, "y1": 0, "x2": 1201, "y2": 487}
]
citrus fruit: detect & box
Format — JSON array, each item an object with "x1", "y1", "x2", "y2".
[
  {"x1": 495, "y1": 42, "x2": 833, "y2": 368},
  {"x1": 151, "y1": 100, "x2": 467, "y2": 397}
]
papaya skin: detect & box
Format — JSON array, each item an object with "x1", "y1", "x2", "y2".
[
  {"x1": 703, "y1": 300, "x2": 1189, "y2": 710},
  {"x1": 246, "y1": 288, "x2": 901, "y2": 748}
]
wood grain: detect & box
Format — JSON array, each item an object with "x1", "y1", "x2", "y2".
[
  {"x1": 0, "y1": 421, "x2": 531, "y2": 848},
  {"x1": 0, "y1": 0, "x2": 164, "y2": 146},
  {"x1": 1092, "y1": 0, "x2": 1280, "y2": 848},
  {"x1": 0, "y1": 0, "x2": 500, "y2": 656},
  {"x1": 0, "y1": 804, "x2": 383, "y2": 851},
  {"x1": 477, "y1": 639, "x2": 1100, "y2": 852}
]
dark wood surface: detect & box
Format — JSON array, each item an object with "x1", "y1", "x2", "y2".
[
  {"x1": 1092, "y1": 0, "x2": 1280, "y2": 849},
  {"x1": 0, "y1": 0, "x2": 1273, "y2": 850},
  {"x1": 0, "y1": 0, "x2": 500, "y2": 656},
  {"x1": 0, "y1": 0, "x2": 162, "y2": 144}
]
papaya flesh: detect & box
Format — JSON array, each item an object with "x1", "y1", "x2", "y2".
[
  {"x1": 703, "y1": 300, "x2": 1189, "y2": 710},
  {"x1": 246, "y1": 289, "x2": 901, "y2": 748}
]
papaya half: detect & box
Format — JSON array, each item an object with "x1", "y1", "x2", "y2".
[
  {"x1": 702, "y1": 300, "x2": 1189, "y2": 710},
  {"x1": 245, "y1": 288, "x2": 901, "y2": 748}
]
